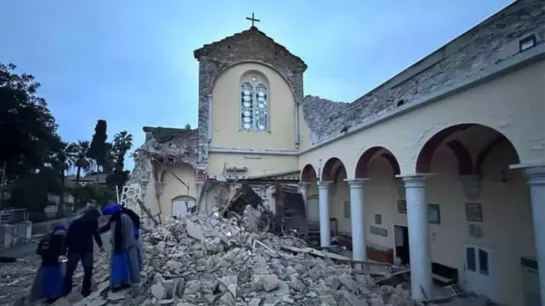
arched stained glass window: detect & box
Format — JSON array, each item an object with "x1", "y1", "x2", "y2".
[
  {"x1": 240, "y1": 82, "x2": 254, "y2": 131},
  {"x1": 240, "y1": 75, "x2": 269, "y2": 132},
  {"x1": 254, "y1": 83, "x2": 268, "y2": 131}
]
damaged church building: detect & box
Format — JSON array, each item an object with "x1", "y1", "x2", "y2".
[{"x1": 126, "y1": 1, "x2": 545, "y2": 305}]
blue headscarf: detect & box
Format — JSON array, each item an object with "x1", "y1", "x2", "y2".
[
  {"x1": 53, "y1": 224, "x2": 67, "y2": 232},
  {"x1": 102, "y1": 203, "x2": 122, "y2": 216}
]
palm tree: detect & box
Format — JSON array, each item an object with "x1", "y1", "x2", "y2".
[
  {"x1": 48, "y1": 140, "x2": 76, "y2": 214},
  {"x1": 71, "y1": 140, "x2": 92, "y2": 184},
  {"x1": 112, "y1": 131, "x2": 133, "y2": 170}
]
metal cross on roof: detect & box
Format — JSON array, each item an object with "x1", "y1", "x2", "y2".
[{"x1": 246, "y1": 13, "x2": 260, "y2": 27}]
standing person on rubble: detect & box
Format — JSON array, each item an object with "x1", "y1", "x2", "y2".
[
  {"x1": 102, "y1": 203, "x2": 141, "y2": 291},
  {"x1": 63, "y1": 207, "x2": 104, "y2": 298},
  {"x1": 100, "y1": 203, "x2": 143, "y2": 271},
  {"x1": 122, "y1": 205, "x2": 143, "y2": 271},
  {"x1": 30, "y1": 224, "x2": 67, "y2": 304}
]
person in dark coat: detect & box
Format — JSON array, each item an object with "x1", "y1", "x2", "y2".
[
  {"x1": 102, "y1": 204, "x2": 140, "y2": 291},
  {"x1": 30, "y1": 225, "x2": 67, "y2": 304},
  {"x1": 63, "y1": 207, "x2": 103, "y2": 297}
]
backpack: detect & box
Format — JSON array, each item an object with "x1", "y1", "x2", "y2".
[{"x1": 37, "y1": 233, "x2": 53, "y2": 256}]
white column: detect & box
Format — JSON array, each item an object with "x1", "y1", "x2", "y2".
[
  {"x1": 298, "y1": 182, "x2": 310, "y2": 215},
  {"x1": 523, "y1": 166, "x2": 545, "y2": 306},
  {"x1": 402, "y1": 175, "x2": 432, "y2": 300},
  {"x1": 196, "y1": 181, "x2": 205, "y2": 211},
  {"x1": 347, "y1": 179, "x2": 366, "y2": 261},
  {"x1": 318, "y1": 181, "x2": 332, "y2": 247}
]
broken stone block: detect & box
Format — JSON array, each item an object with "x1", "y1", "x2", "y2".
[
  {"x1": 262, "y1": 274, "x2": 280, "y2": 292},
  {"x1": 151, "y1": 283, "x2": 166, "y2": 299}
]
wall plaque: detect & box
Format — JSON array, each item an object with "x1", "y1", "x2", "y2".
[
  {"x1": 397, "y1": 199, "x2": 407, "y2": 214},
  {"x1": 465, "y1": 202, "x2": 483, "y2": 222},
  {"x1": 370, "y1": 226, "x2": 388, "y2": 237},
  {"x1": 428, "y1": 204, "x2": 441, "y2": 224}
]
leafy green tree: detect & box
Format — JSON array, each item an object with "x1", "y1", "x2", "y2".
[
  {"x1": 107, "y1": 131, "x2": 133, "y2": 190},
  {"x1": 72, "y1": 184, "x2": 115, "y2": 207},
  {"x1": 0, "y1": 63, "x2": 59, "y2": 181},
  {"x1": 9, "y1": 167, "x2": 62, "y2": 213},
  {"x1": 87, "y1": 120, "x2": 108, "y2": 175}
]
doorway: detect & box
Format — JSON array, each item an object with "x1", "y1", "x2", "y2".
[
  {"x1": 394, "y1": 225, "x2": 410, "y2": 265},
  {"x1": 463, "y1": 245, "x2": 496, "y2": 301},
  {"x1": 521, "y1": 257, "x2": 541, "y2": 306}
]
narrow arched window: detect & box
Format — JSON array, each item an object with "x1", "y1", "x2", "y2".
[
  {"x1": 240, "y1": 82, "x2": 254, "y2": 131},
  {"x1": 254, "y1": 83, "x2": 268, "y2": 131}
]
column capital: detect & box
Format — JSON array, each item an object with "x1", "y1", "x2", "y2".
[
  {"x1": 196, "y1": 181, "x2": 205, "y2": 186},
  {"x1": 318, "y1": 181, "x2": 332, "y2": 189},
  {"x1": 524, "y1": 166, "x2": 545, "y2": 186},
  {"x1": 396, "y1": 174, "x2": 431, "y2": 188},
  {"x1": 344, "y1": 178, "x2": 368, "y2": 188},
  {"x1": 298, "y1": 181, "x2": 310, "y2": 187}
]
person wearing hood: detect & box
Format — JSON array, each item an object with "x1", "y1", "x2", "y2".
[
  {"x1": 63, "y1": 207, "x2": 103, "y2": 297},
  {"x1": 100, "y1": 203, "x2": 143, "y2": 271},
  {"x1": 102, "y1": 203, "x2": 140, "y2": 291},
  {"x1": 30, "y1": 224, "x2": 67, "y2": 304}
]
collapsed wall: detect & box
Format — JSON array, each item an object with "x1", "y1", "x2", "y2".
[{"x1": 71, "y1": 209, "x2": 418, "y2": 306}]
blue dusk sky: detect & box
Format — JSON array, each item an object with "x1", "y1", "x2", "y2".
[{"x1": 0, "y1": 0, "x2": 514, "y2": 171}]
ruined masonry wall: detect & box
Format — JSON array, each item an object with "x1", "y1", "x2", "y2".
[{"x1": 303, "y1": 1, "x2": 545, "y2": 144}]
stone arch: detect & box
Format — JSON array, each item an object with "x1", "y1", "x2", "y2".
[
  {"x1": 159, "y1": 162, "x2": 197, "y2": 183},
  {"x1": 208, "y1": 60, "x2": 297, "y2": 98},
  {"x1": 300, "y1": 164, "x2": 318, "y2": 182},
  {"x1": 172, "y1": 195, "x2": 197, "y2": 202},
  {"x1": 415, "y1": 124, "x2": 521, "y2": 174},
  {"x1": 171, "y1": 195, "x2": 198, "y2": 216},
  {"x1": 321, "y1": 157, "x2": 347, "y2": 181},
  {"x1": 355, "y1": 147, "x2": 401, "y2": 178}
]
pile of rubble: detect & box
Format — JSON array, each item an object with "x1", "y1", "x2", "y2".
[{"x1": 73, "y1": 206, "x2": 419, "y2": 306}]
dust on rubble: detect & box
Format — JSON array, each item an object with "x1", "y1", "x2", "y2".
[
  {"x1": 77, "y1": 207, "x2": 419, "y2": 306},
  {"x1": 3, "y1": 207, "x2": 421, "y2": 306}
]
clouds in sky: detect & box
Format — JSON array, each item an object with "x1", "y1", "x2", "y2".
[{"x1": 0, "y1": 0, "x2": 514, "y2": 170}]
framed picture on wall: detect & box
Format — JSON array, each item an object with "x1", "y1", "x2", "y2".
[
  {"x1": 465, "y1": 202, "x2": 483, "y2": 222},
  {"x1": 428, "y1": 204, "x2": 440, "y2": 224},
  {"x1": 397, "y1": 200, "x2": 407, "y2": 214}
]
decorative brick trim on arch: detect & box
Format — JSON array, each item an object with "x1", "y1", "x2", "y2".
[
  {"x1": 300, "y1": 164, "x2": 318, "y2": 182},
  {"x1": 355, "y1": 147, "x2": 401, "y2": 178},
  {"x1": 321, "y1": 157, "x2": 346, "y2": 181},
  {"x1": 416, "y1": 124, "x2": 521, "y2": 175},
  {"x1": 416, "y1": 124, "x2": 472, "y2": 174}
]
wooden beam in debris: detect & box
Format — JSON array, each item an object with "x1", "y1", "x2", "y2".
[{"x1": 136, "y1": 198, "x2": 160, "y2": 226}]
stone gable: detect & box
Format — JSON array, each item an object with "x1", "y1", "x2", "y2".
[{"x1": 194, "y1": 26, "x2": 307, "y2": 73}]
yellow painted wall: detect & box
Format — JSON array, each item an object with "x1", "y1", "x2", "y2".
[
  {"x1": 158, "y1": 163, "x2": 197, "y2": 220},
  {"x1": 210, "y1": 62, "x2": 298, "y2": 150},
  {"x1": 207, "y1": 152, "x2": 298, "y2": 177}
]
